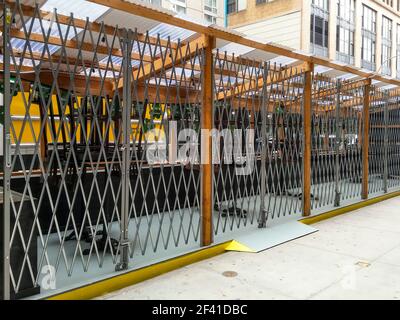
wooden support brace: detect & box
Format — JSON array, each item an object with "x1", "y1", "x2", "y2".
[{"x1": 201, "y1": 35, "x2": 215, "y2": 247}]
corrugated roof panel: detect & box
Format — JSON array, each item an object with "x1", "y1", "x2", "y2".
[
  {"x1": 268, "y1": 56, "x2": 297, "y2": 67},
  {"x1": 175, "y1": 12, "x2": 211, "y2": 27},
  {"x1": 167, "y1": 67, "x2": 200, "y2": 78},
  {"x1": 217, "y1": 43, "x2": 254, "y2": 57},
  {"x1": 335, "y1": 73, "x2": 358, "y2": 80},
  {"x1": 380, "y1": 84, "x2": 397, "y2": 90},
  {"x1": 132, "y1": 41, "x2": 160, "y2": 58},
  {"x1": 99, "y1": 55, "x2": 123, "y2": 65},
  {"x1": 41, "y1": 0, "x2": 109, "y2": 21},
  {"x1": 98, "y1": 57, "x2": 143, "y2": 69},
  {"x1": 1, "y1": 54, "x2": 40, "y2": 68},
  {"x1": 314, "y1": 65, "x2": 333, "y2": 74},
  {"x1": 98, "y1": 10, "x2": 159, "y2": 34},
  {"x1": 149, "y1": 78, "x2": 179, "y2": 86},
  {"x1": 12, "y1": 1, "x2": 109, "y2": 58},
  {"x1": 24, "y1": 18, "x2": 82, "y2": 40},
  {"x1": 148, "y1": 23, "x2": 195, "y2": 43},
  {"x1": 10, "y1": 38, "x2": 60, "y2": 55}
]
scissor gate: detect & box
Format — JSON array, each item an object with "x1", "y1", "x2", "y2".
[{"x1": 1, "y1": 0, "x2": 400, "y2": 300}]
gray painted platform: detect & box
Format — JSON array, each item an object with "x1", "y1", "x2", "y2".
[
  {"x1": 98, "y1": 196, "x2": 400, "y2": 300},
  {"x1": 27, "y1": 180, "x2": 400, "y2": 299},
  {"x1": 224, "y1": 221, "x2": 317, "y2": 253}
]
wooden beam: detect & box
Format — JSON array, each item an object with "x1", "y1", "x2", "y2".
[
  {"x1": 16, "y1": 71, "x2": 114, "y2": 96},
  {"x1": 201, "y1": 35, "x2": 215, "y2": 247},
  {"x1": 4, "y1": 27, "x2": 153, "y2": 63},
  {"x1": 11, "y1": 50, "x2": 122, "y2": 74},
  {"x1": 362, "y1": 79, "x2": 371, "y2": 200},
  {"x1": 312, "y1": 78, "x2": 370, "y2": 101},
  {"x1": 129, "y1": 84, "x2": 199, "y2": 104},
  {"x1": 302, "y1": 62, "x2": 313, "y2": 217},
  {"x1": 218, "y1": 62, "x2": 310, "y2": 101},
  {"x1": 114, "y1": 35, "x2": 206, "y2": 91},
  {"x1": 0, "y1": 62, "x2": 33, "y2": 72}
]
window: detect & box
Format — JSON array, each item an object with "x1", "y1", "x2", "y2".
[
  {"x1": 383, "y1": 0, "x2": 394, "y2": 7},
  {"x1": 336, "y1": 0, "x2": 355, "y2": 64},
  {"x1": 238, "y1": 0, "x2": 247, "y2": 10},
  {"x1": 227, "y1": 0, "x2": 237, "y2": 14},
  {"x1": 171, "y1": 0, "x2": 187, "y2": 14},
  {"x1": 381, "y1": 16, "x2": 392, "y2": 76},
  {"x1": 204, "y1": 0, "x2": 217, "y2": 24},
  {"x1": 310, "y1": 0, "x2": 329, "y2": 57},
  {"x1": 204, "y1": 0, "x2": 217, "y2": 14},
  {"x1": 361, "y1": 5, "x2": 376, "y2": 71},
  {"x1": 204, "y1": 14, "x2": 217, "y2": 24},
  {"x1": 147, "y1": 0, "x2": 162, "y2": 6},
  {"x1": 227, "y1": 0, "x2": 246, "y2": 13},
  {"x1": 174, "y1": 5, "x2": 186, "y2": 14},
  {"x1": 256, "y1": 0, "x2": 267, "y2": 4}
]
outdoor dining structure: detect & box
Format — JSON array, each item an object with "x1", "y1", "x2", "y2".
[{"x1": 1, "y1": 0, "x2": 400, "y2": 299}]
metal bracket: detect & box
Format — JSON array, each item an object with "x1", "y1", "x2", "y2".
[
  {"x1": 334, "y1": 192, "x2": 341, "y2": 207},
  {"x1": 258, "y1": 210, "x2": 268, "y2": 228}
]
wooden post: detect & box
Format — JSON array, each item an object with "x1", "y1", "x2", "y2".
[
  {"x1": 361, "y1": 79, "x2": 371, "y2": 200},
  {"x1": 201, "y1": 35, "x2": 215, "y2": 246},
  {"x1": 302, "y1": 62, "x2": 313, "y2": 217}
]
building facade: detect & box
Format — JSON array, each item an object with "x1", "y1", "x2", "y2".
[
  {"x1": 143, "y1": 0, "x2": 226, "y2": 26},
  {"x1": 227, "y1": 0, "x2": 400, "y2": 77}
]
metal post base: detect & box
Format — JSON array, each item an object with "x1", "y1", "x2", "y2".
[
  {"x1": 115, "y1": 262, "x2": 129, "y2": 272},
  {"x1": 334, "y1": 192, "x2": 341, "y2": 207},
  {"x1": 115, "y1": 243, "x2": 129, "y2": 271},
  {"x1": 258, "y1": 210, "x2": 268, "y2": 228}
]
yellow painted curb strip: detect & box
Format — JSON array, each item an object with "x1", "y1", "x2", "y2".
[
  {"x1": 300, "y1": 190, "x2": 400, "y2": 225},
  {"x1": 225, "y1": 240, "x2": 256, "y2": 253},
  {"x1": 47, "y1": 241, "x2": 231, "y2": 300}
]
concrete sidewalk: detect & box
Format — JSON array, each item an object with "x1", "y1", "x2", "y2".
[{"x1": 98, "y1": 197, "x2": 400, "y2": 300}]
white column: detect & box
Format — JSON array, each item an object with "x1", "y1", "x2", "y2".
[
  {"x1": 376, "y1": 12, "x2": 382, "y2": 72},
  {"x1": 328, "y1": 0, "x2": 338, "y2": 60},
  {"x1": 354, "y1": 0, "x2": 362, "y2": 67},
  {"x1": 302, "y1": 0, "x2": 312, "y2": 53},
  {"x1": 391, "y1": 21, "x2": 397, "y2": 77}
]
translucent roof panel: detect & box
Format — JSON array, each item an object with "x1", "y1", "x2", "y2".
[
  {"x1": 166, "y1": 67, "x2": 201, "y2": 78},
  {"x1": 335, "y1": 73, "x2": 358, "y2": 81},
  {"x1": 10, "y1": 38, "x2": 60, "y2": 55},
  {"x1": 1, "y1": 54, "x2": 40, "y2": 68},
  {"x1": 132, "y1": 41, "x2": 160, "y2": 58},
  {"x1": 268, "y1": 56, "x2": 297, "y2": 67},
  {"x1": 99, "y1": 55, "x2": 123, "y2": 66},
  {"x1": 98, "y1": 56, "x2": 142, "y2": 69},
  {"x1": 371, "y1": 100, "x2": 386, "y2": 106},
  {"x1": 41, "y1": 0, "x2": 109, "y2": 21},
  {"x1": 11, "y1": 0, "x2": 109, "y2": 58},
  {"x1": 149, "y1": 78, "x2": 179, "y2": 87},
  {"x1": 175, "y1": 13, "x2": 212, "y2": 27},
  {"x1": 81, "y1": 68, "x2": 116, "y2": 78},
  {"x1": 380, "y1": 84, "x2": 397, "y2": 90},
  {"x1": 217, "y1": 43, "x2": 254, "y2": 57},
  {"x1": 314, "y1": 65, "x2": 333, "y2": 74},
  {"x1": 23, "y1": 18, "x2": 82, "y2": 40},
  {"x1": 148, "y1": 23, "x2": 196, "y2": 43}
]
